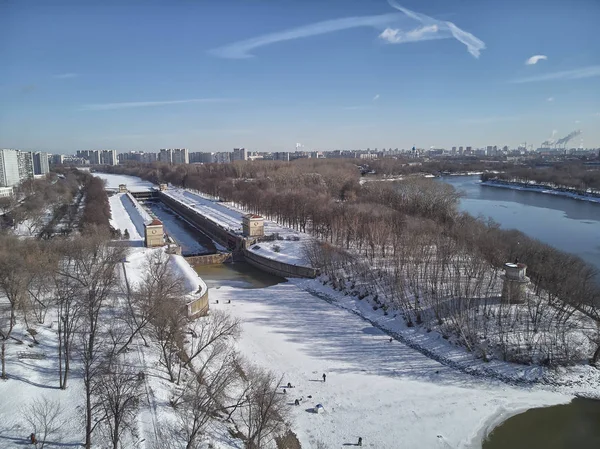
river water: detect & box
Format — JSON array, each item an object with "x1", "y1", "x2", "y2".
[
  {"x1": 439, "y1": 176, "x2": 600, "y2": 272},
  {"x1": 482, "y1": 398, "x2": 600, "y2": 449}
]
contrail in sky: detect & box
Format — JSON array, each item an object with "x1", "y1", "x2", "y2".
[{"x1": 210, "y1": 1, "x2": 484, "y2": 59}]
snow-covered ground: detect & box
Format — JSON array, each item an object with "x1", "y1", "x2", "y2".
[
  {"x1": 95, "y1": 172, "x2": 156, "y2": 192},
  {"x1": 210, "y1": 281, "x2": 571, "y2": 449},
  {"x1": 108, "y1": 193, "x2": 147, "y2": 242},
  {"x1": 164, "y1": 188, "x2": 312, "y2": 266},
  {"x1": 0, "y1": 311, "x2": 87, "y2": 447},
  {"x1": 165, "y1": 189, "x2": 244, "y2": 234}
]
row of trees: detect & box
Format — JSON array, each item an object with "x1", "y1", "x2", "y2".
[
  {"x1": 0, "y1": 172, "x2": 82, "y2": 236},
  {"x1": 101, "y1": 160, "x2": 600, "y2": 366},
  {"x1": 0, "y1": 229, "x2": 289, "y2": 448},
  {"x1": 482, "y1": 162, "x2": 600, "y2": 192}
]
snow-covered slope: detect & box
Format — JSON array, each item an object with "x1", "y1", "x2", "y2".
[{"x1": 210, "y1": 282, "x2": 570, "y2": 449}]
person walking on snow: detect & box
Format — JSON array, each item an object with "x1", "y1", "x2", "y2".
[{"x1": 322, "y1": 373, "x2": 326, "y2": 382}]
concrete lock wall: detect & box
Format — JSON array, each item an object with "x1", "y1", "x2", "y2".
[
  {"x1": 157, "y1": 192, "x2": 316, "y2": 279},
  {"x1": 185, "y1": 253, "x2": 232, "y2": 265},
  {"x1": 158, "y1": 192, "x2": 243, "y2": 251},
  {"x1": 243, "y1": 249, "x2": 317, "y2": 278}
]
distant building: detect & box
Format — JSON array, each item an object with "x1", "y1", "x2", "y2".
[
  {"x1": 273, "y1": 152, "x2": 290, "y2": 162},
  {"x1": 77, "y1": 150, "x2": 100, "y2": 165},
  {"x1": 17, "y1": 151, "x2": 34, "y2": 181},
  {"x1": 158, "y1": 148, "x2": 172, "y2": 163},
  {"x1": 100, "y1": 149, "x2": 117, "y2": 165},
  {"x1": 0, "y1": 149, "x2": 20, "y2": 187},
  {"x1": 358, "y1": 153, "x2": 377, "y2": 159},
  {"x1": 33, "y1": 152, "x2": 50, "y2": 175},
  {"x1": 232, "y1": 148, "x2": 247, "y2": 161},
  {"x1": 50, "y1": 154, "x2": 65, "y2": 165},
  {"x1": 76, "y1": 149, "x2": 116, "y2": 165},
  {"x1": 214, "y1": 152, "x2": 231, "y2": 164},
  {"x1": 0, "y1": 186, "x2": 13, "y2": 197},
  {"x1": 172, "y1": 148, "x2": 189, "y2": 164}
]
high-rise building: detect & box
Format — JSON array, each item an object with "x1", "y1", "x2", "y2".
[
  {"x1": 76, "y1": 150, "x2": 101, "y2": 164},
  {"x1": 50, "y1": 154, "x2": 65, "y2": 165},
  {"x1": 17, "y1": 151, "x2": 34, "y2": 181},
  {"x1": 214, "y1": 152, "x2": 231, "y2": 164},
  {"x1": 232, "y1": 148, "x2": 247, "y2": 161},
  {"x1": 158, "y1": 148, "x2": 172, "y2": 163},
  {"x1": 273, "y1": 152, "x2": 290, "y2": 162},
  {"x1": 100, "y1": 149, "x2": 117, "y2": 165},
  {"x1": 33, "y1": 152, "x2": 50, "y2": 175},
  {"x1": 172, "y1": 148, "x2": 189, "y2": 164},
  {"x1": 0, "y1": 149, "x2": 21, "y2": 187}
]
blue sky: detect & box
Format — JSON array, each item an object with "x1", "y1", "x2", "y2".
[{"x1": 0, "y1": 0, "x2": 599, "y2": 153}]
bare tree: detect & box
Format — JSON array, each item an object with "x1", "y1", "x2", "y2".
[
  {"x1": 175, "y1": 350, "x2": 239, "y2": 449},
  {"x1": 241, "y1": 367, "x2": 288, "y2": 449},
  {"x1": 151, "y1": 297, "x2": 187, "y2": 384},
  {"x1": 0, "y1": 236, "x2": 29, "y2": 378},
  {"x1": 185, "y1": 310, "x2": 241, "y2": 369},
  {"x1": 20, "y1": 397, "x2": 63, "y2": 449},
  {"x1": 118, "y1": 251, "x2": 185, "y2": 354},
  {"x1": 52, "y1": 264, "x2": 82, "y2": 389},
  {"x1": 96, "y1": 357, "x2": 143, "y2": 449},
  {"x1": 56, "y1": 233, "x2": 126, "y2": 449}
]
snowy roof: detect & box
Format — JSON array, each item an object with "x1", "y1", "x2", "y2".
[
  {"x1": 147, "y1": 218, "x2": 163, "y2": 226},
  {"x1": 244, "y1": 214, "x2": 263, "y2": 219}
]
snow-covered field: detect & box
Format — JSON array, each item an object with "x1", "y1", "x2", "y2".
[
  {"x1": 95, "y1": 172, "x2": 156, "y2": 192},
  {"x1": 210, "y1": 281, "x2": 571, "y2": 449}
]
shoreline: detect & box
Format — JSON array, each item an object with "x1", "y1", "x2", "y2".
[{"x1": 481, "y1": 180, "x2": 600, "y2": 204}]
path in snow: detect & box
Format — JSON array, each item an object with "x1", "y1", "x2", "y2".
[
  {"x1": 109, "y1": 193, "x2": 144, "y2": 242},
  {"x1": 210, "y1": 282, "x2": 569, "y2": 449}
]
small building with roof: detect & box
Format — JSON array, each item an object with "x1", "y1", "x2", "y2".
[
  {"x1": 145, "y1": 218, "x2": 165, "y2": 247},
  {"x1": 242, "y1": 213, "x2": 264, "y2": 237}
]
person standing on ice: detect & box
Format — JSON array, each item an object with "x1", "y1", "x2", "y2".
[{"x1": 322, "y1": 373, "x2": 326, "y2": 382}]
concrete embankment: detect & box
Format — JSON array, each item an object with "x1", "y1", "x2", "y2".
[{"x1": 243, "y1": 249, "x2": 316, "y2": 278}]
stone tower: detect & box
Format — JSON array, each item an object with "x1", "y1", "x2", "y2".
[
  {"x1": 242, "y1": 214, "x2": 264, "y2": 237},
  {"x1": 144, "y1": 218, "x2": 164, "y2": 248},
  {"x1": 501, "y1": 263, "x2": 529, "y2": 304}
]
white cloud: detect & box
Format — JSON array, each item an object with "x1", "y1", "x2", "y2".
[
  {"x1": 379, "y1": 25, "x2": 442, "y2": 44},
  {"x1": 54, "y1": 73, "x2": 79, "y2": 79},
  {"x1": 210, "y1": 1, "x2": 484, "y2": 59},
  {"x1": 575, "y1": 120, "x2": 580, "y2": 124},
  {"x1": 387, "y1": 1, "x2": 485, "y2": 58},
  {"x1": 511, "y1": 65, "x2": 600, "y2": 83},
  {"x1": 525, "y1": 55, "x2": 547, "y2": 65},
  {"x1": 547, "y1": 97, "x2": 554, "y2": 102},
  {"x1": 81, "y1": 98, "x2": 236, "y2": 111},
  {"x1": 373, "y1": 94, "x2": 380, "y2": 101}
]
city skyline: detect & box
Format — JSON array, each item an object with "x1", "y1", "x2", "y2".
[{"x1": 1, "y1": 0, "x2": 599, "y2": 152}]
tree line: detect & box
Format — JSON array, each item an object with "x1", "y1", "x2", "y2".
[
  {"x1": 0, "y1": 228, "x2": 289, "y2": 448},
  {"x1": 482, "y1": 162, "x2": 600, "y2": 192},
  {"x1": 101, "y1": 160, "x2": 600, "y2": 367}
]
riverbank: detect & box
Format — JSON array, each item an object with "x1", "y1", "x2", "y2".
[
  {"x1": 481, "y1": 180, "x2": 600, "y2": 204},
  {"x1": 207, "y1": 279, "x2": 573, "y2": 449}
]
